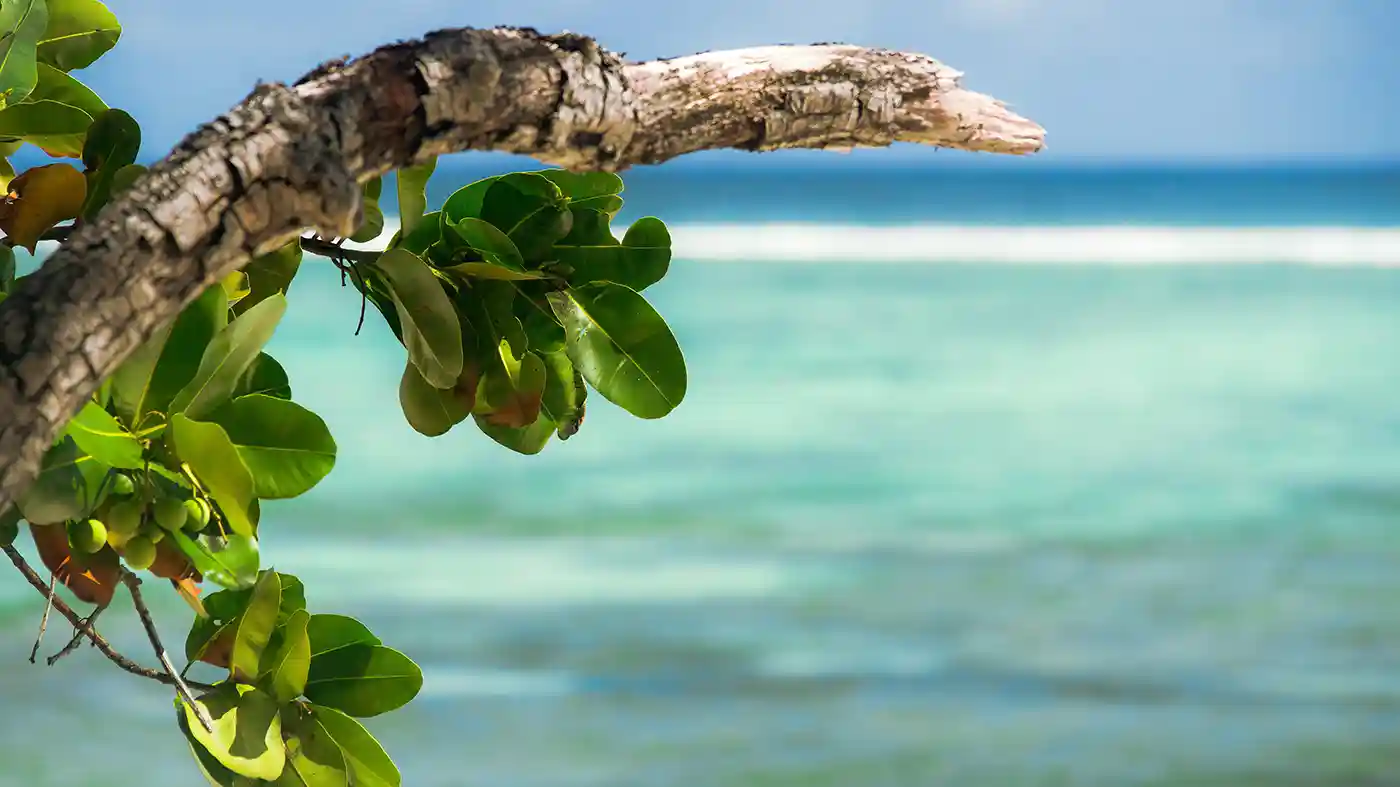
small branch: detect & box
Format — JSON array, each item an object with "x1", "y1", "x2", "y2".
[
  {"x1": 41, "y1": 225, "x2": 384, "y2": 265},
  {"x1": 47, "y1": 600, "x2": 109, "y2": 666},
  {"x1": 28, "y1": 570, "x2": 55, "y2": 663},
  {"x1": 120, "y1": 569, "x2": 214, "y2": 733},
  {"x1": 3, "y1": 545, "x2": 215, "y2": 691}
]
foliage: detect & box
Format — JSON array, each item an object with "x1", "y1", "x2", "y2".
[{"x1": 0, "y1": 3, "x2": 685, "y2": 784}]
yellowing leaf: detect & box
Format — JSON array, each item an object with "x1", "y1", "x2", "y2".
[{"x1": 0, "y1": 162, "x2": 85, "y2": 251}]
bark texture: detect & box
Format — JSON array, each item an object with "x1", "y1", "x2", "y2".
[{"x1": 0, "y1": 27, "x2": 1043, "y2": 509}]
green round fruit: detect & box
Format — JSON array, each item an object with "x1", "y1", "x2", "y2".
[
  {"x1": 110, "y1": 474, "x2": 135, "y2": 497},
  {"x1": 146, "y1": 527, "x2": 165, "y2": 544},
  {"x1": 106, "y1": 500, "x2": 144, "y2": 536},
  {"x1": 69, "y1": 518, "x2": 108, "y2": 555},
  {"x1": 106, "y1": 527, "x2": 132, "y2": 549},
  {"x1": 182, "y1": 498, "x2": 211, "y2": 532},
  {"x1": 153, "y1": 497, "x2": 188, "y2": 532},
  {"x1": 122, "y1": 536, "x2": 157, "y2": 571}
]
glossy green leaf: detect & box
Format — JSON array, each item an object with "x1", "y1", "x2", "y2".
[
  {"x1": 536, "y1": 168, "x2": 624, "y2": 214},
  {"x1": 441, "y1": 216, "x2": 543, "y2": 280},
  {"x1": 112, "y1": 284, "x2": 227, "y2": 427},
  {"x1": 557, "y1": 214, "x2": 671, "y2": 292},
  {"x1": 231, "y1": 352, "x2": 291, "y2": 400},
  {"x1": 230, "y1": 569, "x2": 281, "y2": 682},
  {"x1": 438, "y1": 174, "x2": 500, "y2": 226},
  {"x1": 398, "y1": 359, "x2": 474, "y2": 437},
  {"x1": 539, "y1": 349, "x2": 584, "y2": 437},
  {"x1": 307, "y1": 615, "x2": 381, "y2": 658},
  {"x1": 221, "y1": 271, "x2": 250, "y2": 305},
  {"x1": 36, "y1": 0, "x2": 119, "y2": 71},
  {"x1": 349, "y1": 177, "x2": 383, "y2": 243},
  {"x1": 304, "y1": 643, "x2": 422, "y2": 718},
  {"x1": 16, "y1": 436, "x2": 109, "y2": 524},
  {"x1": 209, "y1": 394, "x2": 335, "y2": 499},
  {"x1": 480, "y1": 174, "x2": 570, "y2": 262},
  {"x1": 170, "y1": 531, "x2": 260, "y2": 590},
  {"x1": 170, "y1": 293, "x2": 287, "y2": 419},
  {"x1": 170, "y1": 414, "x2": 256, "y2": 536},
  {"x1": 63, "y1": 399, "x2": 142, "y2": 468},
  {"x1": 0, "y1": 0, "x2": 47, "y2": 109},
  {"x1": 275, "y1": 573, "x2": 306, "y2": 622},
  {"x1": 77, "y1": 109, "x2": 134, "y2": 188},
  {"x1": 550, "y1": 282, "x2": 686, "y2": 419},
  {"x1": 230, "y1": 240, "x2": 301, "y2": 317},
  {"x1": 183, "y1": 683, "x2": 285, "y2": 781},
  {"x1": 176, "y1": 705, "x2": 255, "y2": 787},
  {"x1": 474, "y1": 279, "x2": 526, "y2": 357},
  {"x1": 517, "y1": 290, "x2": 565, "y2": 353},
  {"x1": 373, "y1": 248, "x2": 462, "y2": 389},
  {"x1": 395, "y1": 158, "x2": 435, "y2": 237},
  {"x1": 29, "y1": 61, "x2": 105, "y2": 116},
  {"x1": 388, "y1": 209, "x2": 439, "y2": 256},
  {"x1": 473, "y1": 412, "x2": 555, "y2": 455},
  {"x1": 474, "y1": 340, "x2": 546, "y2": 427},
  {"x1": 276, "y1": 710, "x2": 349, "y2": 787},
  {"x1": 265, "y1": 609, "x2": 311, "y2": 703},
  {"x1": 0, "y1": 99, "x2": 91, "y2": 156},
  {"x1": 312, "y1": 705, "x2": 401, "y2": 787}
]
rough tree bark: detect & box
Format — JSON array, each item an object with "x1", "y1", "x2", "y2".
[{"x1": 0, "y1": 27, "x2": 1044, "y2": 510}]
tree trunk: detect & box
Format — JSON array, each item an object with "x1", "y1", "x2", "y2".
[{"x1": 0, "y1": 27, "x2": 1043, "y2": 509}]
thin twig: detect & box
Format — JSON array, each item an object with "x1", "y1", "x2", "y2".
[
  {"x1": 119, "y1": 569, "x2": 214, "y2": 733},
  {"x1": 346, "y1": 263, "x2": 370, "y2": 336},
  {"x1": 3, "y1": 545, "x2": 215, "y2": 691},
  {"x1": 47, "y1": 600, "x2": 109, "y2": 665},
  {"x1": 28, "y1": 571, "x2": 55, "y2": 663},
  {"x1": 42, "y1": 225, "x2": 384, "y2": 265}
]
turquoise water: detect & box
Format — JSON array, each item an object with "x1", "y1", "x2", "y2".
[{"x1": 4, "y1": 165, "x2": 1400, "y2": 785}]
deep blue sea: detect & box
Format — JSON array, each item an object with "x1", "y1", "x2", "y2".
[{"x1": 4, "y1": 163, "x2": 1400, "y2": 786}]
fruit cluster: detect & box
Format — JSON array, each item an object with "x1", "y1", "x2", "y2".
[{"x1": 66, "y1": 472, "x2": 213, "y2": 570}]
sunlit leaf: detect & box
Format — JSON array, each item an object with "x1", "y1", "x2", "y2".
[
  {"x1": 28, "y1": 61, "x2": 105, "y2": 116},
  {"x1": 373, "y1": 248, "x2": 462, "y2": 389},
  {"x1": 230, "y1": 570, "x2": 281, "y2": 682},
  {"x1": 183, "y1": 683, "x2": 286, "y2": 781},
  {"x1": 36, "y1": 0, "x2": 119, "y2": 72},
  {"x1": 0, "y1": 0, "x2": 48, "y2": 108},
  {"x1": 0, "y1": 162, "x2": 85, "y2": 251},
  {"x1": 557, "y1": 214, "x2": 671, "y2": 292},
  {"x1": 312, "y1": 705, "x2": 401, "y2": 787},
  {"x1": 265, "y1": 609, "x2": 311, "y2": 703},
  {"x1": 277, "y1": 709, "x2": 349, "y2": 786},
  {"x1": 209, "y1": 394, "x2": 336, "y2": 499},
  {"x1": 536, "y1": 168, "x2": 624, "y2": 214},
  {"x1": 550, "y1": 282, "x2": 686, "y2": 419},
  {"x1": 16, "y1": 436, "x2": 109, "y2": 524},
  {"x1": 63, "y1": 399, "x2": 142, "y2": 468},
  {"x1": 0, "y1": 99, "x2": 92, "y2": 156},
  {"x1": 304, "y1": 643, "x2": 422, "y2": 718},
  {"x1": 169, "y1": 531, "x2": 259, "y2": 590},
  {"x1": 395, "y1": 157, "x2": 435, "y2": 237},
  {"x1": 111, "y1": 284, "x2": 226, "y2": 428},
  {"x1": 235, "y1": 240, "x2": 300, "y2": 316},
  {"x1": 170, "y1": 293, "x2": 287, "y2": 420},
  {"x1": 230, "y1": 352, "x2": 290, "y2": 401},
  {"x1": 306, "y1": 614, "x2": 379, "y2": 657},
  {"x1": 170, "y1": 414, "x2": 256, "y2": 536}
]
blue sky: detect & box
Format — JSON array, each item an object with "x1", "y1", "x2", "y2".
[{"x1": 65, "y1": 1, "x2": 1400, "y2": 166}]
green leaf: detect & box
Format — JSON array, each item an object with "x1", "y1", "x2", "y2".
[
  {"x1": 221, "y1": 271, "x2": 250, "y2": 306},
  {"x1": 176, "y1": 704, "x2": 256, "y2": 787},
  {"x1": 536, "y1": 168, "x2": 624, "y2": 214},
  {"x1": 183, "y1": 683, "x2": 286, "y2": 781},
  {"x1": 0, "y1": 98, "x2": 91, "y2": 156},
  {"x1": 0, "y1": 245, "x2": 14, "y2": 293},
  {"x1": 234, "y1": 240, "x2": 301, "y2": 316},
  {"x1": 36, "y1": 0, "x2": 119, "y2": 72},
  {"x1": 441, "y1": 216, "x2": 542, "y2": 280},
  {"x1": 373, "y1": 248, "x2": 463, "y2": 389},
  {"x1": 305, "y1": 643, "x2": 423, "y2": 718},
  {"x1": 28, "y1": 61, "x2": 104, "y2": 116},
  {"x1": 475, "y1": 279, "x2": 527, "y2": 358},
  {"x1": 550, "y1": 282, "x2": 686, "y2": 419},
  {"x1": 349, "y1": 177, "x2": 383, "y2": 243},
  {"x1": 557, "y1": 214, "x2": 671, "y2": 292},
  {"x1": 395, "y1": 158, "x2": 435, "y2": 238},
  {"x1": 63, "y1": 399, "x2": 142, "y2": 468},
  {"x1": 265, "y1": 609, "x2": 311, "y2": 703},
  {"x1": 170, "y1": 293, "x2": 287, "y2": 420},
  {"x1": 539, "y1": 349, "x2": 584, "y2": 436},
  {"x1": 231, "y1": 352, "x2": 291, "y2": 400},
  {"x1": 307, "y1": 615, "x2": 381, "y2": 658},
  {"x1": 0, "y1": 0, "x2": 48, "y2": 109},
  {"x1": 275, "y1": 573, "x2": 306, "y2": 623},
  {"x1": 209, "y1": 394, "x2": 336, "y2": 500},
  {"x1": 388, "y1": 209, "x2": 439, "y2": 256},
  {"x1": 473, "y1": 412, "x2": 555, "y2": 455},
  {"x1": 439, "y1": 174, "x2": 500, "y2": 225},
  {"x1": 16, "y1": 436, "x2": 109, "y2": 524},
  {"x1": 480, "y1": 174, "x2": 570, "y2": 262},
  {"x1": 170, "y1": 414, "x2": 257, "y2": 536},
  {"x1": 231, "y1": 569, "x2": 281, "y2": 682},
  {"x1": 517, "y1": 290, "x2": 565, "y2": 353},
  {"x1": 311, "y1": 705, "x2": 401, "y2": 787},
  {"x1": 76, "y1": 106, "x2": 138, "y2": 217},
  {"x1": 112, "y1": 283, "x2": 227, "y2": 427},
  {"x1": 277, "y1": 709, "x2": 349, "y2": 786},
  {"x1": 398, "y1": 359, "x2": 474, "y2": 437},
  {"x1": 108, "y1": 161, "x2": 141, "y2": 193},
  {"x1": 170, "y1": 531, "x2": 260, "y2": 590}
]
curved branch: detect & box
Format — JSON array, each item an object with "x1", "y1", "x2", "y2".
[{"x1": 0, "y1": 27, "x2": 1043, "y2": 507}]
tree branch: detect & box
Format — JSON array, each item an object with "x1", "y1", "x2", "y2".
[
  {"x1": 121, "y1": 569, "x2": 215, "y2": 733},
  {"x1": 3, "y1": 544, "x2": 216, "y2": 692},
  {"x1": 0, "y1": 27, "x2": 1043, "y2": 508}
]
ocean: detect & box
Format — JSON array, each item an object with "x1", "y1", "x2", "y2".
[{"x1": 3, "y1": 162, "x2": 1400, "y2": 786}]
